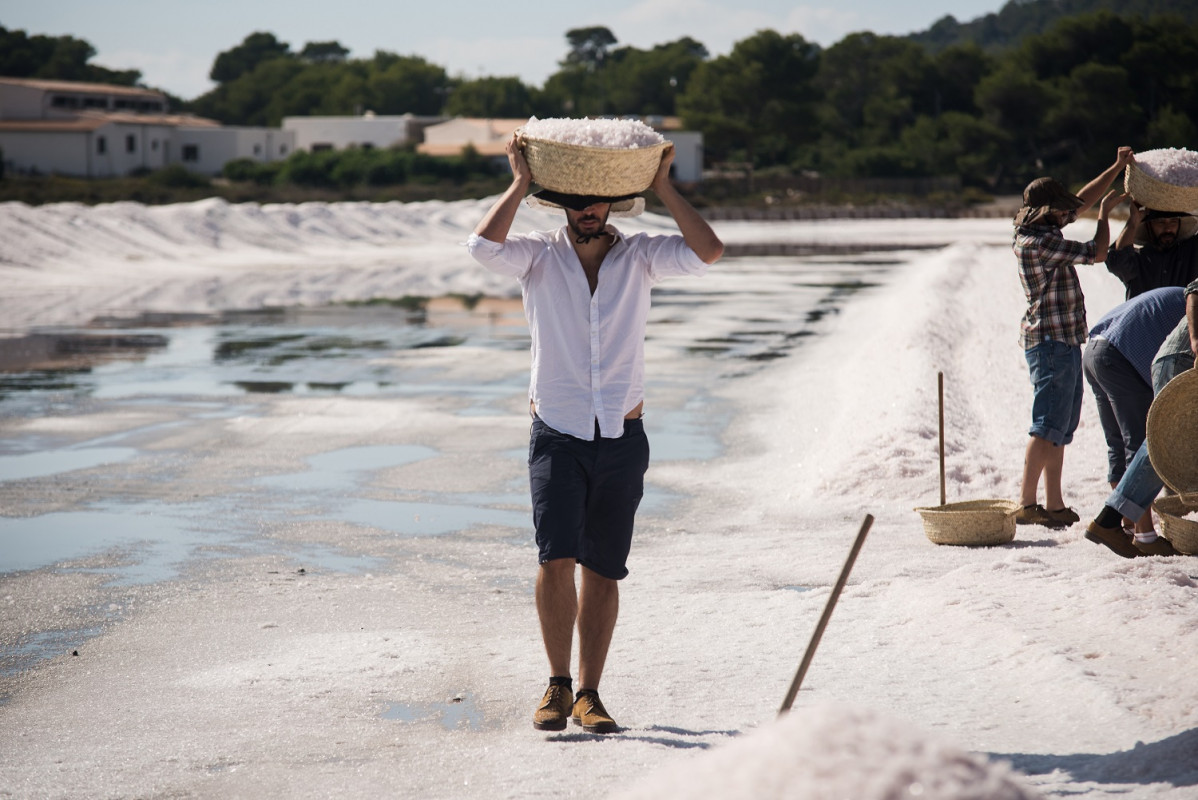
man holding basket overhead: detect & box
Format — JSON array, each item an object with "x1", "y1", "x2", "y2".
[{"x1": 468, "y1": 127, "x2": 722, "y2": 734}]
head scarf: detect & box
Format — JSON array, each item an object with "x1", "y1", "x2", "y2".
[{"x1": 1013, "y1": 177, "x2": 1084, "y2": 228}]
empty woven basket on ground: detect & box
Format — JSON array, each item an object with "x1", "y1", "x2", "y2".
[
  {"x1": 1124, "y1": 162, "x2": 1198, "y2": 213},
  {"x1": 1146, "y1": 369, "x2": 1198, "y2": 499},
  {"x1": 914, "y1": 499, "x2": 1019, "y2": 546},
  {"x1": 518, "y1": 134, "x2": 670, "y2": 197},
  {"x1": 1152, "y1": 496, "x2": 1198, "y2": 555}
]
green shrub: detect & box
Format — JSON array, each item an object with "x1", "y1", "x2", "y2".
[{"x1": 147, "y1": 164, "x2": 211, "y2": 188}]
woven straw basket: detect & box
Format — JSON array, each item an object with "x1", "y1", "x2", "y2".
[
  {"x1": 518, "y1": 134, "x2": 670, "y2": 197},
  {"x1": 914, "y1": 499, "x2": 1019, "y2": 546},
  {"x1": 1124, "y1": 162, "x2": 1198, "y2": 213},
  {"x1": 1146, "y1": 369, "x2": 1198, "y2": 498},
  {"x1": 1152, "y1": 496, "x2": 1198, "y2": 555}
]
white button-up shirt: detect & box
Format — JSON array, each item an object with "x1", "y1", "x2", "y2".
[{"x1": 467, "y1": 226, "x2": 708, "y2": 440}]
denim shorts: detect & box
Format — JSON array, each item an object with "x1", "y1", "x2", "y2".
[
  {"x1": 528, "y1": 416, "x2": 649, "y2": 580},
  {"x1": 1025, "y1": 339, "x2": 1083, "y2": 445}
]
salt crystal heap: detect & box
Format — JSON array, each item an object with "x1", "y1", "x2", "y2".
[
  {"x1": 521, "y1": 117, "x2": 665, "y2": 149},
  {"x1": 1134, "y1": 148, "x2": 1198, "y2": 187}
]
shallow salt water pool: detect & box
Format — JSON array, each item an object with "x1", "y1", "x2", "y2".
[{"x1": 0, "y1": 251, "x2": 904, "y2": 590}]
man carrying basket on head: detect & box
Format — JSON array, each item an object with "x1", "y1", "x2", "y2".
[
  {"x1": 1106, "y1": 204, "x2": 1198, "y2": 300},
  {"x1": 468, "y1": 130, "x2": 723, "y2": 734}
]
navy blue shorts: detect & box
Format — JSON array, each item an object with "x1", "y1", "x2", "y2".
[{"x1": 528, "y1": 416, "x2": 649, "y2": 580}]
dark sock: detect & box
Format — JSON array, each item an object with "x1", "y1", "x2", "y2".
[
  {"x1": 549, "y1": 675, "x2": 572, "y2": 690},
  {"x1": 1095, "y1": 506, "x2": 1122, "y2": 529}
]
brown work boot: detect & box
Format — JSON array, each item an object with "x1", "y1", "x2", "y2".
[
  {"x1": 1017, "y1": 504, "x2": 1068, "y2": 529},
  {"x1": 1134, "y1": 536, "x2": 1180, "y2": 557},
  {"x1": 1084, "y1": 521, "x2": 1142, "y2": 559},
  {"x1": 1045, "y1": 506, "x2": 1080, "y2": 527},
  {"x1": 571, "y1": 689, "x2": 619, "y2": 734},
  {"x1": 533, "y1": 682, "x2": 573, "y2": 731}
]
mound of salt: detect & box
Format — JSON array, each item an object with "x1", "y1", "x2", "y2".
[
  {"x1": 1135, "y1": 148, "x2": 1198, "y2": 187},
  {"x1": 520, "y1": 116, "x2": 665, "y2": 149},
  {"x1": 611, "y1": 704, "x2": 1042, "y2": 800}
]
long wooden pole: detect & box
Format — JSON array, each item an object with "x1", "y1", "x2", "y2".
[
  {"x1": 938, "y1": 371, "x2": 946, "y2": 506},
  {"x1": 778, "y1": 514, "x2": 875, "y2": 715}
]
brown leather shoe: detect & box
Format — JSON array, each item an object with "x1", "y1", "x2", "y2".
[
  {"x1": 533, "y1": 683, "x2": 573, "y2": 731},
  {"x1": 571, "y1": 689, "x2": 618, "y2": 734},
  {"x1": 1085, "y1": 521, "x2": 1142, "y2": 558},
  {"x1": 1134, "y1": 536, "x2": 1180, "y2": 557},
  {"x1": 1017, "y1": 504, "x2": 1070, "y2": 529}
]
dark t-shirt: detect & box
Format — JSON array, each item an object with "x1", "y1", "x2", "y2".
[{"x1": 1106, "y1": 235, "x2": 1198, "y2": 299}]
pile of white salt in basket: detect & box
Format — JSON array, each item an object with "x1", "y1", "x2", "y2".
[
  {"x1": 521, "y1": 117, "x2": 665, "y2": 149},
  {"x1": 1135, "y1": 147, "x2": 1198, "y2": 185}
]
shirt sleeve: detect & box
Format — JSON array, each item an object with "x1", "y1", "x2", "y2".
[
  {"x1": 1105, "y1": 246, "x2": 1141, "y2": 281},
  {"x1": 466, "y1": 232, "x2": 536, "y2": 279},
  {"x1": 1186, "y1": 278, "x2": 1198, "y2": 297},
  {"x1": 639, "y1": 234, "x2": 709, "y2": 282},
  {"x1": 1045, "y1": 235, "x2": 1096, "y2": 268}
]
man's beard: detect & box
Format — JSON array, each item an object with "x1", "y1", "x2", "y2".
[
  {"x1": 569, "y1": 212, "x2": 610, "y2": 243},
  {"x1": 1155, "y1": 231, "x2": 1177, "y2": 249}
]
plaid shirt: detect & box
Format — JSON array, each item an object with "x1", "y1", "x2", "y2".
[{"x1": 1014, "y1": 223, "x2": 1097, "y2": 349}]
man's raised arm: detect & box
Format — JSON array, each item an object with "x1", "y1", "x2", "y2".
[
  {"x1": 650, "y1": 145, "x2": 723, "y2": 264},
  {"x1": 475, "y1": 135, "x2": 532, "y2": 243}
]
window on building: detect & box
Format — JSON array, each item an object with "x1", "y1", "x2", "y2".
[
  {"x1": 312, "y1": 143, "x2": 333, "y2": 152},
  {"x1": 97, "y1": 136, "x2": 107, "y2": 155},
  {"x1": 126, "y1": 134, "x2": 137, "y2": 153},
  {"x1": 182, "y1": 144, "x2": 200, "y2": 162},
  {"x1": 280, "y1": 144, "x2": 288, "y2": 155},
  {"x1": 83, "y1": 97, "x2": 108, "y2": 109},
  {"x1": 151, "y1": 139, "x2": 159, "y2": 151},
  {"x1": 253, "y1": 144, "x2": 262, "y2": 156}
]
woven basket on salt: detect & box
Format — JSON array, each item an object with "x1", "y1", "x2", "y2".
[
  {"x1": 1124, "y1": 162, "x2": 1198, "y2": 213},
  {"x1": 1152, "y1": 496, "x2": 1198, "y2": 555},
  {"x1": 1146, "y1": 368, "x2": 1198, "y2": 502},
  {"x1": 915, "y1": 500, "x2": 1020, "y2": 547},
  {"x1": 518, "y1": 133, "x2": 670, "y2": 197}
]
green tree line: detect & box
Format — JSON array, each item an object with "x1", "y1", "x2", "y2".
[{"x1": 5, "y1": 0, "x2": 1198, "y2": 194}]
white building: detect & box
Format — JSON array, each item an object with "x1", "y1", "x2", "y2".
[
  {"x1": 174, "y1": 125, "x2": 293, "y2": 175},
  {"x1": 282, "y1": 112, "x2": 444, "y2": 152},
  {"x1": 0, "y1": 77, "x2": 293, "y2": 178},
  {"x1": 417, "y1": 118, "x2": 526, "y2": 158}
]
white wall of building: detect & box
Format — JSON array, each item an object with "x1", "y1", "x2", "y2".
[
  {"x1": 0, "y1": 84, "x2": 48, "y2": 120},
  {"x1": 0, "y1": 130, "x2": 90, "y2": 175},
  {"x1": 0, "y1": 121, "x2": 177, "y2": 177},
  {"x1": 90, "y1": 122, "x2": 174, "y2": 177},
  {"x1": 282, "y1": 114, "x2": 442, "y2": 152},
  {"x1": 662, "y1": 132, "x2": 703, "y2": 183},
  {"x1": 173, "y1": 127, "x2": 296, "y2": 175}
]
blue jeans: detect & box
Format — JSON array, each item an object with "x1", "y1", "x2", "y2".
[
  {"x1": 1105, "y1": 353, "x2": 1195, "y2": 520},
  {"x1": 1082, "y1": 337, "x2": 1152, "y2": 483},
  {"x1": 1026, "y1": 340, "x2": 1084, "y2": 445}
]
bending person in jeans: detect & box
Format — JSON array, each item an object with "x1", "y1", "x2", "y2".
[
  {"x1": 1086, "y1": 278, "x2": 1198, "y2": 557},
  {"x1": 1082, "y1": 287, "x2": 1185, "y2": 532}
]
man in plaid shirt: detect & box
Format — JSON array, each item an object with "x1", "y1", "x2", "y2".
[{"x1": 1013, "y1": 147, "x2": 1133, "y2": 529}]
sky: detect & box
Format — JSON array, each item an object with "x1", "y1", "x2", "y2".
[{"x1": 2, "y1": 0, "x2": 1007, "y2": 100}]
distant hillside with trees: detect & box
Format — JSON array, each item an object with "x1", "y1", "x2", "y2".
[{"x1": 908, "y1": 0, "x2": 1198, "y2": 51}]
